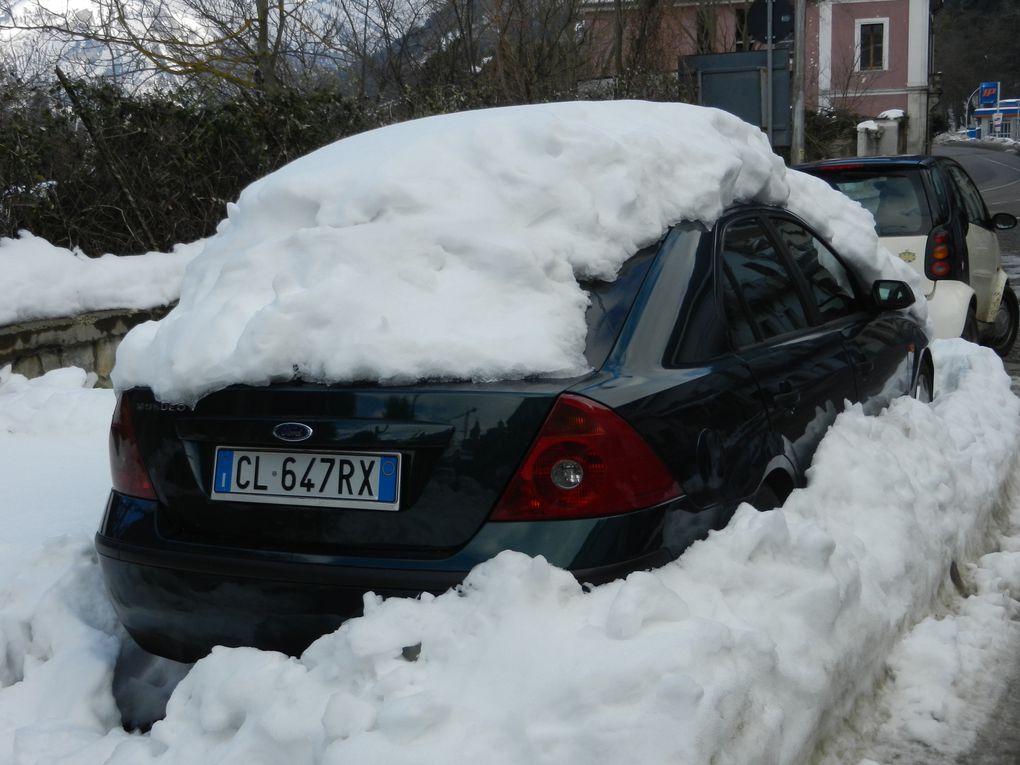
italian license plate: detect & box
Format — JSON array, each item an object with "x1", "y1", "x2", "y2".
[{"x1": 210, "y1": 447, "x2": 401, "y2": 510}]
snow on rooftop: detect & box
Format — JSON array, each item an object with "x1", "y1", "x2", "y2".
[{"x1": 112, "y1": 100, "x2": 923, "y2": 405}]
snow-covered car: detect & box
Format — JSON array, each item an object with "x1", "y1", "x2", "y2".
[
  {"x1": 96, "y1": 102, "x2": 932, "y2": 661},
  {"x1": 797, "y1": 156, "x2": 1019, "y2": 355}
]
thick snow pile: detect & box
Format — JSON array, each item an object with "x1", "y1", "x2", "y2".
[
  {"x1": 112, "y1": 101, "x2": 923, "y2": 405},
  {"x1": 0, "y1": 367, "x2": 126, "y2": 763},
  {"x1": 2, "y1": 340, "x2": 1018, "y2": 765},
  {"x1": 0, "y1": 232, "x2": 202, "y2": 325}
]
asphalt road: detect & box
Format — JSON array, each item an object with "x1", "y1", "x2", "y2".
[{"x1": 932, "y1": 142, "x2": 1020, "y2": 765}]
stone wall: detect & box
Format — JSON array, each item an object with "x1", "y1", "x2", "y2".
[{"x1": 0, "y1": 306, "x2": 172, "y2": 387}]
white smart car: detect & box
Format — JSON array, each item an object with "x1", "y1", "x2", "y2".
[{"x1": 798, "y1": 155, "x2": 1019, "y2": 355}]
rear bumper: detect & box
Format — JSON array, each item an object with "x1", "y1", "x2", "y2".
[
  {"x1": 96, "y1": 491, "x2": 698, "y2": 661},
  {"x1": 927, "y1": 279, "x2": 976, "y2": 338}
]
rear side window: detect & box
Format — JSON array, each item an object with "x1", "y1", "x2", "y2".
[
  {"x1": 582, "y1": 249, "x2": 655, "y2": 367},
  {"x1": 719, "y1": 219, "x2": 809, "y2": 343},
  {"x1": 945, "y1": 163, "x2": 989, "y2": 225},
  {"x1": 819, "y1": 170, "x2": 932, "y2": 236},
  {"x1": 928, "y1": 165, "x2": 952, "y2": 220},
  {"x1": 770, "y1": 218, "x2": 861, "y2": 321}
]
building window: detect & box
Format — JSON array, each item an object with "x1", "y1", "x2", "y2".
[{"x1": 856, "y1": 19, "x2": 888, "y2": 71}]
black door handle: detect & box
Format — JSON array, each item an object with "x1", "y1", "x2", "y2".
[
  {"x1": 772, "y1": 390, "x2": 800, "y2": 410},
  {"x1": 765, "y1": 382, "x2": 800, "y2": 412}
]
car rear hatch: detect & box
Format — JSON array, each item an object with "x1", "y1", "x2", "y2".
[
  {"x1": 123, "y1": 381, "x2": 573, "y2": 557},
  {"x1": 879, "y1": 234, "x2": 934, "y2": 296},
  {"x1": 800, "y1": 163, "x2": 937, "y2": 293}
]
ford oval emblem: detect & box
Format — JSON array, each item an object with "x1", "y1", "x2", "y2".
[{"x1": 273, "y1": 422, "x2": 313, "y2": 442}]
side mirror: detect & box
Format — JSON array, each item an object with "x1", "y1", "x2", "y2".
[
  {"x1": 993, "y1": 212, "x2": 1017, "y2": 230},
  {"x1": 872, "y1": 280, "x2": 916, "y2": 310}
]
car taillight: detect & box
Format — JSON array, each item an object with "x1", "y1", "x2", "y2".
[
  {"x1": 490, "y1": 394, "x2": 683, "y2": 521},
  {"x1": 926, "y1": 227, "x2": 955, "y2": 280},
  {"x1": 109, "y1": 393, "x2": 156, "y2": 499}
]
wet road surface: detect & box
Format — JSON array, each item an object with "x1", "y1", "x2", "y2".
[{"x1": 934, "y1": 142, "x2": 1020, "y2": 764}]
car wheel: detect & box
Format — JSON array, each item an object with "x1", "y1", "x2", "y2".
[
  {"x1": 962, "y1": 304, "x2": 979, "y2": 343},
  {"x1": 984, "y1": 285, "x2": 1019, "y2": 357},
  {"x1": 751, "y1": 482, "x2": 781, "y2": 512},
  {"x1": 912, "y1": 357, "x2": 934, "y2": 404}
]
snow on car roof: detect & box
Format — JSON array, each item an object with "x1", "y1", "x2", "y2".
[{"x1": 112, "y1": 100, "x2": 924, "y2": 404}]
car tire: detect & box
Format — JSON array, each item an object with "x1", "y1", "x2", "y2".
[
  {"x1": 963, "y1": 304, "x2": 979, "y2": 343},
  {"x1": 984, "y1": 285, "x2": 1019, "y2": 357},
  {"x1": 751, "y1": 482, "x2": 781, "y2": 512},
  {"x1": 912, "y1": 357, "x2": 934, "y2": 404}
]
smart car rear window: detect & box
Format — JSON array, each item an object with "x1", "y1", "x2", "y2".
[{"x1": 818, "y1": 170, "x2": 932, "y2": 237}]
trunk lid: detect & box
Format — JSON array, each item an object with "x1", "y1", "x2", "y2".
[{"x1": 128, "y1": 381, "x2": 574, "y2": 556}]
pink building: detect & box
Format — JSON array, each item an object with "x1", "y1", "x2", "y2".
[
  {"x1": 807, "y1": 0, "x2": 940, "y2": 153},
  {"x1": 582, "y1": 0, "x2": 940, "y2": 154}
]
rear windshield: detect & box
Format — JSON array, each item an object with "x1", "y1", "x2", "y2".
[
  {"x1": 581, "y1": 249, "x2": 656, "y2": 368},
  {"x1": 815, "y1": 170, "x2": 932, "y2": 237}
]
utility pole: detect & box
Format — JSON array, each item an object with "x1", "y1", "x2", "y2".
[{"x1": 791, "y1": 0, "x2": 806, "y2": 163}]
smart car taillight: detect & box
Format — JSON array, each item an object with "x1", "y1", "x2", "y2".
[
  {"x1": 109, "y1": 393, "x2": 156, "y2": 499},
  {"x1": 490, "y1": 394, "x2": 682, "y2": 521},
  {"x1": 926, "y1": 227, "x2": 955, "y2": 280}
]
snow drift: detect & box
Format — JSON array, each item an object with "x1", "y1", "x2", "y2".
[{"x1": 0, "y1": 233, "x2": 202, "y2": 325}]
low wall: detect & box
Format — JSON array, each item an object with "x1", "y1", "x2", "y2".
[{"x1": 0, "y1": 306, "x2": 172, "y2": 387}]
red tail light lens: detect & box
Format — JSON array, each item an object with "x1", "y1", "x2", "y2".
[
  {"x1": 926, "y1": 227, "x2": 955, "y2": 280},
  {"x1": 490, "y1": 394, "x2": 683, "y2": 521},
  {"x1": 109, "y1": 393, "x2": 157, "y2": 499}
]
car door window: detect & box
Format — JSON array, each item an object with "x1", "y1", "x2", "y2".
[
  {"x1": 719, "y1": 218, "x2": 809, "y2": 344},
  {"x1": 946, "y1": 164, "x2": 989, "y2": 226},
  {"x1": 770, "y1": 217, "x2": 861, "y2": 322}
]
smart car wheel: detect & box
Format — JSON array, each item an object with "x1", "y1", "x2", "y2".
[
  {"x1": 985, "y1": 285, "x2": 1019, "y2": 357},
  {"x1": 963, "y1": 305, "x2": 980, "y2": 344}
]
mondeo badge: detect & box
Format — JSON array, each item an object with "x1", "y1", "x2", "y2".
[{"x1": 273, "y1": 422, "x2": 314, "y2": 442}]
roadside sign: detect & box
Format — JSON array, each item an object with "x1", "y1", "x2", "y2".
[
  {"x1": 748, "y1": 0, "x2": 794, "y2": 43},
  {"x1": 994, "y1": 112, "x2": 1004, "y2": 128},
  {"x1": 980, "y1": 82, "x2": 1001, "y2": 107}
]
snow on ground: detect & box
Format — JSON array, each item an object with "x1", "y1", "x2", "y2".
[
  {"x1": 935, "y1": 132, "x2": 1020, "y2": 149},
  {"x1": 2, "y1": 338, "x2": 1019, "y2": 765},
  {"x1": 0, "y1": 232, "x2": 201, "y2": 325},
  {"x1": 112, "y1": 101, "x2": 924, "y2": 406}
]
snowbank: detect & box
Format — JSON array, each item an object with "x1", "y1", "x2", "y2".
[
  {"x1": 0, "y1": 232, "x2": 202, "y2": 326},
  {"x1": 112, "y1": 101, "x2": 923, "y2": 405},
  {"x1": 2, "y1": 339, "x2": 1017, "y2": 765}
]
